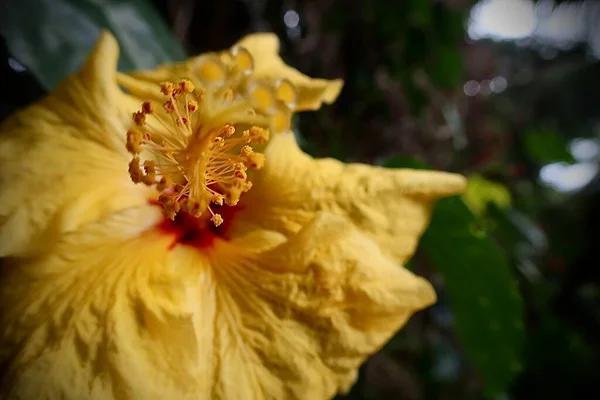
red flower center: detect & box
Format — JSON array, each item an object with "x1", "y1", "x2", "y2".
[{"x1": 153, "y1": 201, "x2": 241, "y2": 250}]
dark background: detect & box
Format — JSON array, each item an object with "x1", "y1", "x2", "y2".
[{"x1": 1, "y1": 0, "x2": 599, "y2": 399}]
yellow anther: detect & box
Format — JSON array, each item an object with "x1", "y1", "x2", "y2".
[
  {"x1": 172, "y1": 88, "x2": 183, "y2": 100},
  {"x1": 172, "y1": 183, "x2": 184, "y2": 194},
  {"x1": 240, "y1": 145, "x2": 253, "y2": 156},
  {"x1": 242, "y1": 181, "x2": 253, "y2": 192},
  {"x1": 158, "y1": 193, "x2": 182, "y2": 220},
  {"x1": 158, "y1": 193, "x2": 171, "y2": 204},
  {"x1": 142, "y1": 160, "x2": 156, "y2": 185},
  {"x1": 221, "y1": 124, "x2": 235, "y2": 137},
  {"x1": 225, "y1": 189, "x2": 241, "y2": 206},
  {"x1": 132, "y1": 111, "x2": 146, "y2": 126},
  {"x1": 163, "y1": 99, "x2": 175, "y2": 113},
  {"x1": 211, "y1": 137, "x2": 225, "y2": 149},
  {"x1": 188, "y1": 100, "x2": 198, "y2": 112},
  {"x1": 244, "y1": 152, "x2": 265, "y2": 169},
  {"x1": 233, "y1": 162, "x2": 247, "y2": 172},
  {"x1": 143, "y1": 160, "x2": 156, "y2": 174},
  {"x1": 180, "y1": 79, "x2": 195, "y2": 93},
  {"x1": 128, "y1": 157, "x2": 143, "y2": 183},
  {"x1": 142, "y1": 101, "x2": 155, "y2": 114},
  {"x1": 234, "y1": 169, "x2": 247, "y2": 180},
  {"x1": 164, "y1": 201, "x2": 181, "y2": 221},
  {"x1": 211, "y1": 214, "x2": 224, "y2": 227},
  {"x1": 160, "y1": 82, "x2": 174, "y2": 96},
  {"x1": 126, "y1": 129, "x2": 143, "y2": 154},
  {"x1": 157, "y1": 176, "x2": 172, "y2": 191},
  {"x1": 248, "y1": 127, "x2": 269, "y2": 144},
  {"x1": 211, "y1": 194, "x2": 224, "y2": 206}
]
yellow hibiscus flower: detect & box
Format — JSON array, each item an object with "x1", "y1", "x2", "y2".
[{"x1": 0, "y1": 31, "x2": 466, "y2": 400}]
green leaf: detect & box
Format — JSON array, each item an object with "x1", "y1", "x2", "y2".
[
  {"x1": 408, "y1": 0, "x2": 433, "y2": 28},
  {"x1": 383, "y1": 155, "x2": 428, "y2": 169},
  {"x1": 1, "y1": 0, "x2": 186, "y2": 90},
  {"x1": 385, "y1": 157, "x2": 525, "y2": 397},
  {"x1": 486, "y1": 203, "x2": 529, "y2": 253},
  {"x1": 432, "y1": 5, "x2": 466, "y2": 46},
  {"x1": 428, "y1": 46, "x2": 463, "y2": 89},
  {"x1": 520, "y1": 313, "x2": 595, "y2": 399},
  {"x1": 522, "y1": 129, "x2": 575, "y2": 164},
  {"x1": 421, "y1": 198, "x2": 524, "y2": 397}
]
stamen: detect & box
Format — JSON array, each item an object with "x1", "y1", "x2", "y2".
[
  {"x1": 126, "y1": 130, "x2": 143, "y2": 154},
  {"x1": 211, "y1": 214, "x2": 224, "y2": 227},
  {"x1": 142, "y1": 101, "x2": 155, "y2": 114},
  {"x1": 126, "y1": 43, "x2": 299, "y2": 227},
  {"x1": 160, "y1": 82, "x2": 175, "y2": 96},
  {"x1": 126, "y1": 77, "x2": 283, "y2": 226}
]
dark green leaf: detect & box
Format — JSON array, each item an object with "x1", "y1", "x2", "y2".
[
  {"x1": 432, "y1": 5, "x2": 466, "y2": 46},
  {"x1": 487, "y1": 203, "x2": 547, "y2": 254},
  {"x1": 421, "y1": 197, "x2": 524, "y2": 397},
  {"x1": 428, "y1": 46, "x2": 463, "y2": 89},
  {"x1": 383, "y1": 155, "x2": 429, "y2": 169},
  {"x1": 522, "y1": 129, "x2": 575, "y2": 164},
  {"x1": 385, "y1": 157, "x2": 525, "y2": 397},
  {"x1": 408, "y1": 0, "x2": 433, "y2": 28},
  {"x1": 519, "y1": 314, "x2": 595, "y2": 399},
  {"x1": 1, "y1": 0, "x2": 186, "y2": 90},
  {"x1": 485, "y1": 203, "x2": 527, "y2": 253}
]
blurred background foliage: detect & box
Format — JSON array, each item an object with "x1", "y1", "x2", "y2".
[{"x1": 1, "y1": 0, "x2": 599, "y2": 399}]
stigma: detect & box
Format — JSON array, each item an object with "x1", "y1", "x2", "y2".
[{"x1": 125, "y1": 47, "x2": 298, "y2": 226}]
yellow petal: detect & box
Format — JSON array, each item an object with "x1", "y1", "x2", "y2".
[
  {"x1": 0, "y1": 206, "x2": 203, "y2": 399},
  {"x1": 234, "y1": 33, "x2": 343, "y2": 111},
  {"x1": 206, "y1": 212, "x2": 434, "y2": 399},
  {"x1": 0, "y1": 31, "x2": 151, "y2": 257},
  {"x1": 235, "y1": 133, "x2": 467, "y2": 264},
  {"x1": 121, "y1": 33, "x2": 343, "y2": 112},
  {"x1": 1, "y1": 207, "x2": 430, "y2": 400}
]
